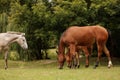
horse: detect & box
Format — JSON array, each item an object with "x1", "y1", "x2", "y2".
[
  {"x1": 57, "y1": 25, "x2": 113, "y2": 69},
  {"x1": 65, "y1": 45, "x2": 93, "y2": 68},
  {"x1": 0, "y1": 31, "x2": 28, "y2": 69}
]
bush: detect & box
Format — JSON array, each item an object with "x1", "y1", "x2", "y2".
[{"x1": 9, "y1": 51, "x2": 20, "y2": 60}]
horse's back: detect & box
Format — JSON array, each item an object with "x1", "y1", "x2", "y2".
[
  {"x1": 0, "y1": 33, "x2": 6, "y2": 36},
  {"x1": 92, "y1": 25, "x2": 108, "y2": 42},
  {"x1": 61, "y1": 25, "x2": 108, "y2": 46},
  {"x1": 64, "y1": 25, "x2": 108, "y2": 38},
  {"x1": 0, "y1": 33, "x2": 7, "y2": 41},
  {"x1": 61, "y1": 26, "x2": 95, "y2": 45},
  {"x1": 63, "y1": 26, "x2": 94, "y2": 37}
]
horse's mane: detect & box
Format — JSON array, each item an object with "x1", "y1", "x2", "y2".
[{"x1": 7, "y1": 31, "x2": 25, "y2": 36}]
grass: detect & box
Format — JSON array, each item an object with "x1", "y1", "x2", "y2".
[{"x1": 0, "y1": 57, "x2": 120, "y2": 80}]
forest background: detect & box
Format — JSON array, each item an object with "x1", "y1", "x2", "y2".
[{"x1": 0, "y1": 0, "x2": 120, "y2": 61}]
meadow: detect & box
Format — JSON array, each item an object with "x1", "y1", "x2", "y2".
[
  {"x1": 0, "y1": 56, "x2": 120, "y2": 80},
  {"x1": 0, "y1": 49, "x2": 119, "y2": 80}
]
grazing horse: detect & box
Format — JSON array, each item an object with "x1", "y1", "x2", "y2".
[
  {"x1": 57, "y1": 25, "x2": 112, "y2": 69},
  {"x1": 65, "y1": 45, "x2": 93, "y2": 68},
  {"x1": 0, "y1": 31, "x2": 28, "y2": 69}
]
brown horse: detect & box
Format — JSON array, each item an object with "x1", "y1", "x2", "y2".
[
  {"x1": 57, "y1": 25, "x2": 112, "y2": 69},
  {"x1": 65, "y1": 45, "x2": 93, "y2": 68}
]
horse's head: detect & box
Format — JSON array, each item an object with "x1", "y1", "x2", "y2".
[
  {"x1": 16, "y1": 33, "x2": 28, "y2": 50},
  {"x1": 56, "y1": 47, "x2": 65, "y2": 69},
  {"x1": 65, "y1": 52, "x2": 71, "y2": 68},
  {"x1": 57, "y1": 53, "x2": 65, "y2": 69}
]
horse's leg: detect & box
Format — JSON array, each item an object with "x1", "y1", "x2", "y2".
[
  {"x1": 4, "y1": 50, "x2": 8, "y2": 69},
  {"x1": 83, "y1": 47, "x2": 90, "y2": 68},
  {"x1": 76, "y1": 52, "x2": 80, "y2": 68},
  {"x1": 69, "y1": 44, "x2": 76, "y2": 68},
  {"x1": 94, "y1": 44, "x2": 103, "y2": 69},
  {"x1": 89, "y1": 45, "x2": 93, "y2": 55},
  {"x1": 103, "y1": 45, "x2": 113, "y2": 68},
  {"x1": 3, "y1": 46, "x2": 9, "y2": 70},
  {"x1": 73, "y1": 52, "x2": 78, "y2": 68}
]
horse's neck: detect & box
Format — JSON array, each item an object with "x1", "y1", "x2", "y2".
[
  {"x1": 58, "y1": 40, "x2": 65, "y2": 54},
  {"x1": 6, "y1": 34, "x2": 20, "y2": 45}
]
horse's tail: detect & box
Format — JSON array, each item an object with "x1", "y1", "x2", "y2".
[
  {"x1": 107, "y1": 29, "x2": 112, "y2": 43},
  {"x1": 106, "y1": 29, "x2": 113, "y2": 56}
]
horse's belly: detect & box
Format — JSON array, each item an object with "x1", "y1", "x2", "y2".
[
  {"x1": 0, "y1": 41, "x2": 8, "y2": 47},
  {"x1": 64, "y1": 36, "x2": 95, "y2": 46},
  {"x1": 76, "y1": 36, "x2": 95, "y2": 46}
]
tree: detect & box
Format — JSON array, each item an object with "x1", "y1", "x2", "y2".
[{"x1": 0, "y1": 0, "x2": 120, "y2": 60}]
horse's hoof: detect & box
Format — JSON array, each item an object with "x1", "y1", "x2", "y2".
[
  {"x1": 75, "y1": 65, "x2": 77, "y2": 68},
  {"x1": 67, "y1": 64, "x2": 72, "y2": 69},
  {"x1": 85, "y1": 65, "x2": 89, "y2": 68},
  {"x1": 108, "y1": 65, "x2": 112, "y2": 69},
  {"x1": 108, "y1": 66, "x2": 111, "y2": 69},
  {"x1": 93, "y1": 66, "x2": 96, "y2": 69},
  {"x1": 93, "y1": 65, "x2": 98, "y2": 69},
  {"x1": 59, "y1": 68, "x2": 63, "y2": 69},
  {"x1": 68, "y1": 66, "x2": 71, "y2": 69},
  {"x1": 108, "y1": 64, "x2": 113, "y2": 69},
  {"x1": 5, "y1": 67, "x2": 8, "y2": 70},
  {"x1": 59, "y1": 67, "x2": 63, "y2": 69},
  {"x1": 77, "y1": 65, "x2": 80, "y2": 68}
]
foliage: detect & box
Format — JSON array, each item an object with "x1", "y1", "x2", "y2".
[
  {"x1": 0, "y1": 0, "x2": 120, "y2": 60},
  {"x1": 9, "y1": 51, "x2": 20, "y2": 60},
  {"x1": 0, "y1": 12, "x2": 8, "y2": 32}
]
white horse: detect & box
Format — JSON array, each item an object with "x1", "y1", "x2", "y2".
[{"x1": 0, "y1": 31, "x2": 28, "y2": 69}]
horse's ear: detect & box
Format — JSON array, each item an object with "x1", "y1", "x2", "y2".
[
  {"x1": 21, "y1": 33, "x2": 25, "y2": 36},
  {"x1": 56, "y1": 45, "x2": 59, "y2": 54},
  {"x1": 56, "y1": 50, "x2": 58, "y2": 54}
]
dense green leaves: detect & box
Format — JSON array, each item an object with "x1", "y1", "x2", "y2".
[{"x1": 0, "y1": 0, "x2": 120, "y2": 60}]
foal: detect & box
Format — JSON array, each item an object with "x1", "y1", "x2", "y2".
[{"x1": 65, "y1": 45, "x2": 93, "y2": 68}]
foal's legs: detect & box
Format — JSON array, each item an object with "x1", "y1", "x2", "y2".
[
  {"x1": 75, "y1": 52, "x2": 80, "y2": 68},
  {"x1": 69, "y1": 44, "x2": 76, "y2": 68},
  {"x1": 65, "y1": 50, "x2": 72, "y2": 68},
  {"x1": 103, "y1": 45, "x2": 113, "y2": 68}
]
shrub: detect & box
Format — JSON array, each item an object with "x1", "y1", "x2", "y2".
[{"x1": 9, "y1": 51, "x2": 20, "y2": 60}]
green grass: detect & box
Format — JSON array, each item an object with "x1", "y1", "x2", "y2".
[{"x1": 0, "y1": 57, "x2": 120, "y2": 80}]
